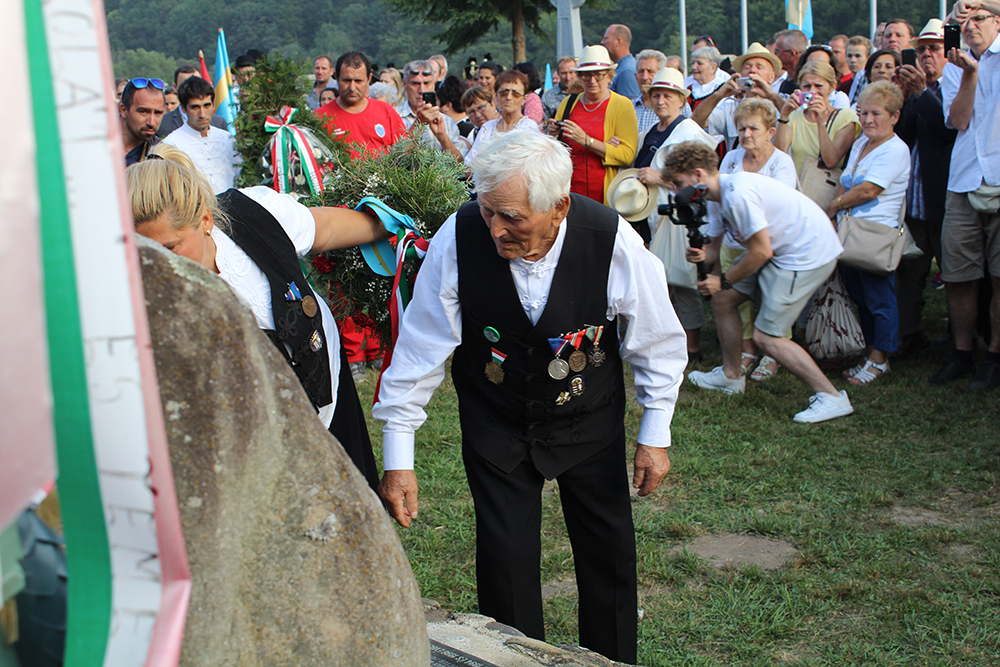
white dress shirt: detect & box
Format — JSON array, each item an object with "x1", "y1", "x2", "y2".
[
  {"x1": 941, "y1": 34, "x2": 1000, "y2": 193},
  {"x1": 395, "y1": 99, "x2": 470, "y2": 156},
  {"x1": 162, "y1": 123, "x2": 239, "y2": 194},
  {"x1": 372, "y1": 209, "x2": 688, "y2": 471}
]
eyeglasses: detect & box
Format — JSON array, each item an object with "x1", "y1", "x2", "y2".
[
  {"x1": 964, "y1": 13, "x2": 998, "y2": 25},
  {"x1": 915, "y1": 43, "x2": 944, "y2": 54},
  {"x1": 408, "y1": 71, "x2": 434, "y2": 78},
  {"x1": 577, "y1": 71, "x2": 607, "y2": 81},
  {"x1": 129, "y1": 77, "x2": 166, "y2": 90},
  {"x1": 467, "y1": 103, "x2": 491, "y2": 115},
  {"x1": 497, "y1": 89, "x2": 524, "y2": 98}
]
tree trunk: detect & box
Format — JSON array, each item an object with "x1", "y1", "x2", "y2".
[{"x1": 511, "y1": 0, "x2": 526, "y2": 64}]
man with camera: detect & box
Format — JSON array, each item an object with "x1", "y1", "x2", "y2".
[
  {"x1": 394, "y1": 59, "x2": 468, "y2": 160},
  {"x1": 661, "y1": 141, "x2": 854, "y2": 423}
]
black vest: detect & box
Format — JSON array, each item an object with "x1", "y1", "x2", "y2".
[
  {"x1": 452, "y1": 194, "x2": 625, "y2": 479},
  {"x1": 218, "y1": 189, "x2": 333, "y2": 409}
]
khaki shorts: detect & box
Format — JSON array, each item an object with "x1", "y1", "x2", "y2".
[
  {"x1": 941, "y1": 190, "x2": 1000, "y2": 282},
  {"x1": 732, "y1": 258, "x2": 838, "y2": 337}
]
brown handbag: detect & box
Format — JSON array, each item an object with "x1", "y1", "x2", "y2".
[{"x1": 798, "y1": 110, "x2": 843, "y2": 211}]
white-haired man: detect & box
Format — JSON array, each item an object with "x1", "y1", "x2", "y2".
[
  {"x1": 634, "y1": 49, "x2": 670, "y2": 133},
  {"x1": 373, "y1": 131, "x2": 686, "y2": 664}
]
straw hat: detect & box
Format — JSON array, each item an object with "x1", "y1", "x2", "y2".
[
  {"x1": 607, "y1": 169, "x2": 659, "y2": 222},
  {"x1": 731, "y1": 42, "x2": 783, "y2": 76},
  {"x1": 910, "y1": 18, "x2": 945, "y2": 46},
  {"x1": 574, "y1": 45, "x2": 618, "y2": 72},
  {"x1": 646, "y1": 67, "x2": 691, "y2": 97}
]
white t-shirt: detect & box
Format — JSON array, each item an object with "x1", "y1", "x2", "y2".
[
  {"x1": 211, "y1": 186, "x2": 340, "y2": 426},
  {"x1": 719, "y1": 148, "x2": 798, "y2": 248},
  {"x1": 839, "y1": 135, "x2": 910, "y2": 228},
  {"x1": 707, "y1": 172, "x2": 842, "y2": 270},
  {"x1": 163, "y1": 123, "x2": 239, "y2": 194},
  {"x1": 465, "y1": 116, "x2": 539, "y2": 164}
]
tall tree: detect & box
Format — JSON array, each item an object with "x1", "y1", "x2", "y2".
[{"x1": 382, "y1": 0, "x2": 553, "y2": 63}]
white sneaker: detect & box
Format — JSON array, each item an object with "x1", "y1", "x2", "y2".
[
  {"x1": 793, "y1": 390, "x2": 854, "y2": 423},
  {"x1": 688, "y1": 366, "x2": 745, "y2": 395}
]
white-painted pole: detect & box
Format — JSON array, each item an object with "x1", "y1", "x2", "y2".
[
  {"x1": 680, "y1": 0, "x2": 688, "y2": 74},
  {"x1": 871, "y1": 0, "x2": 878, "y2": 40},
  {"x1": 741, "y1": 0, "x2": 749, "y2": 53}
]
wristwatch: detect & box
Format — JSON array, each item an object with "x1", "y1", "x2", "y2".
[{"x1": 720, "y1": 272, "x2": 733, "y2": 290}]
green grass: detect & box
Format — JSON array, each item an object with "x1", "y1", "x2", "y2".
[{"x1": 357, "y1": 286, "x2": 1000, "y2": 666}]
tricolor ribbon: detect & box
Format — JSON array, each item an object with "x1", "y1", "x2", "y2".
[
  {"x1": 548, "y1": 337, "x2": 569, "y2": 356},
  {"x1": 264, "y1": 106, "x2": 324, "y2": 195},
  {"x1": 564, "y1": 329, "x2": 586, "y2": 349},
  {"x1": 491, "y1": 348, "x2": 507, "y2": 364}
]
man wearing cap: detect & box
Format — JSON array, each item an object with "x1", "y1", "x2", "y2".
[
  {"x1": 662, "y1": 141, "x2": 855, "y2": 423},
  {"x1": 602, "y1": 24, "x2": 642, "y2": 100},
  {"x1": 931, "y1": 0, "x2": 1000, "y2": 388},
  {"x1": 374, "y1": 130, "x2": 686, "y2": 664},
  {"x1": 690, "y1": 43, "x2": 783, "y2": 150},
  {"x1": 893, "y1": 18, "x2": 958, "y2": 358}
]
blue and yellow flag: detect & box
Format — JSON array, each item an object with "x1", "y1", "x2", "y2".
[{"x1": 214, "y1": 28, "x2": 238, "y2": 134}]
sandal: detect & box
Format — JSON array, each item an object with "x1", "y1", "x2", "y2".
[
  {"x1": 741, "y1": 352, "x2": 758, "y2": 375},
  {"x1": 846, "y1": 359, "x2": 889, "y2": 385},
  {"x1": 842, "y1": 361, "x2": 866, "y2": 379},
  {"x1": 750, "y1": 356, "x2": 779, "y2": 381}
]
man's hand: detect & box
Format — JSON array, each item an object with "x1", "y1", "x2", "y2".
[
  {"x1": 632, "y1": 444, "x2": 670, "y2": 496},
  {"x1": 377, "y1": 469, "x2": 419, "y2": 528},
  {"x1": 895, "y1": 64, "x2": 927, "y2": 97},
  {"x1": 686, "y1": 246, "x2": 706, "y2": 264},
  {"x1": 636, "y1": 166, "x2": 663, "y2": 185},
  {"x1": 415, "y1": 102, "x2": 447, "y2": 138},
  {"x1": 696, "y1": 273, "x2": 722, "y2": 296},
  {"x1": 947, "y1": 47, "x2": 978, "y2": 74}
]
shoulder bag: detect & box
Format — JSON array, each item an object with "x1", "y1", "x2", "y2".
[{"x1": 798, "y1": 109, "x2": 843, "y2": 211}]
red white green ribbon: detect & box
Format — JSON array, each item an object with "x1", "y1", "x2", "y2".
[
  {"x1": 491, "y1": 348, "x2": 507, "y2": 364},
  {"x1": 264, "y1": 106, "x2": 324, "y2": 195}
]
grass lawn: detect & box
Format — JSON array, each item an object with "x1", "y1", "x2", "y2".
[{"x1": 356, "y1": 285, "x2": 999, "y2": 667}]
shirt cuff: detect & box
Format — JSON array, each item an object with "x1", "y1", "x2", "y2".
[
  {"x1": 382, "y1": 430, "x2": 416, "y2": 470},
  {"x1": 637, "y1": 408, "x2": 673, "y2": 448}
]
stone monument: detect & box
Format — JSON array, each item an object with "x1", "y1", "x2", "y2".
[{"x1": 138, "y1": 237, "x2": 428, "y2": 666}]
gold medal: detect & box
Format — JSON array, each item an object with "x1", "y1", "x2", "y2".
[
  {"x1": 568, "y1": 349, "x2": 587, "y2": 372},
  {"x1": 555, "y1": 391, "x2": 571, "y2": 405},
  {"x1": 301, "y1": 295, "x2": 318, "y2": 318},
  {"x1": 484, "y1": 360, "x2": 505, "y2": 384}
]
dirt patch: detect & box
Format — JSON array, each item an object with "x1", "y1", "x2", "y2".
[
  {"x1": 890, "y1": 506, "x2": 955, "y2": 527},
  {"x1": 943, "y1": 543, "x2": 983, "y2": 563},
  {"x1": 889, "y1": 490, "x2": 1000, "y2": 528},
  {"x1": 670, "y1": 534, "x2": 799, "y2": 570},
  {"x1": 541, "y1": 578, "x2": 577, "y2": 599}
]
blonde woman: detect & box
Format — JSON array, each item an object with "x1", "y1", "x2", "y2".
[{"x1": 128, "y1": 145, "x2": 390, "y2": 488}]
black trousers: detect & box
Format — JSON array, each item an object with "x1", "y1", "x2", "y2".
[
  {"x1": 462, "y1": 430, "x2": 637, "y2": 664},
  {"x1": 328, "y1": 343, "x2": 379, "y2": 491}
]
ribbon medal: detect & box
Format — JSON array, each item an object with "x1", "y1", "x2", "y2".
[
  {"x1": 588, "y1": 325, "x2": 606, "y2": 367},
  {"x1": 485, "y1": 348, "x2": 506, "y2": 385},
  {"x1": 565, "y1": 329, "x2": 588, "y2": 373},
  {"x1": 547, "y1": 337, "x2": 570, "y2": 380},
  {"x1": 284, "y1": 281, "x2": 302, "y2": 301}
]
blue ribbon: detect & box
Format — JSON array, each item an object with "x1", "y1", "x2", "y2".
[{"x1": 354, "y1": 196, "x2": 420, "y2": 277}]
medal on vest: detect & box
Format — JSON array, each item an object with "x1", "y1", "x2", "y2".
[
  {"x1": 483, "y1": 326, "x2": 500, "y2": 343},
  {"x1": 301, "y1": 295, "x2": 318, "y2": 318},
  {"x1": 587, "y1": 325, "x2": 606, "y2": 367},
  {"x1": 547, "y1": 337, "x2": 570, "y2": 380},
  {"x1": 309, "y1": 330, "x2": 323, "y2": 352},
  {"x1": 569, "y1": 374, "x2": 585, "y2": 396},
  {"x1": 555, "y1": 391, "x2": 571, "y2": 405},
  {"x1": 485, "y1": 348, "x2": 506, "y2": 384},
  {"x1": 284, "y1": 281, "x2": 302, "y2": 301},
  {"x1": 565, "y1": 329, "x2": 587, "y2": 372}
]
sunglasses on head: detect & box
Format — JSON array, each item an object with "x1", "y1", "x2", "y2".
[{"x1": 129, "y1": 77, "x2": 166, "y2": 90}]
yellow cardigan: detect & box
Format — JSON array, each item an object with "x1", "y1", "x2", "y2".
[{"x1": 556, "y1": 91, "x2": 639, "y2": 203}]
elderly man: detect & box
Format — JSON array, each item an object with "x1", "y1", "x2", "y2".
[
  {"x1": 602, "y1": 24, "x2": 642, "y2": 99},
  {"x1": 931, "y1": 0, "x2": 1000, "y2": 388},
  {"x1": 690, "y1": 43, "x2": 784, "y2": 149},
  {"x1": 395, "y1": 59, "x2": 468, "y2": 160},
  {"x1": 634, "y1": 49, "x2": 669, "y2": 133},
  {"x1": 306, "y1": 55, "x2": 337, "y2": 110},
  {"x1": 429, "y1": 54, "x2": 448, "y2": 81},
  {"x1": 664, "y1": 141, "x2": 853, "y2": 423},
  {"x1": 373, "y1": 131, "x2": 686, "y2": 663},
  {"x1": 894, "y1": 19, "x2": 958, "y2": 358},
  {"x1": 120, "y1": 77, "x2": 166, "y2": 165},
  {"x1": 541, "y1": 55, "x2": 578, "y2": 120},
  {"x1": 772, "y1": 29, "x2": 808, "y2": 93}
]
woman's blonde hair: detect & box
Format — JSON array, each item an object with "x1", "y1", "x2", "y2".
[
  {"x1": 127, "y1": 147, "x2": 229, "y2": 234},
  {"x1": 797, "y1": 60, "x2": 838, "y2": 89},
  {"x1": 858, "y1": 80, "x2": 905, "y2": 116},
  {"x1": 733, "y1": 98, "x2": 777, "y2": 129}
]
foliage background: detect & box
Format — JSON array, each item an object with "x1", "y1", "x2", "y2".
[{"x1": 110, "y1": 0, "x2": 944, "y2": 81}]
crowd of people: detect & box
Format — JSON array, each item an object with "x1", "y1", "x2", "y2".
[{"x1": 115, "y1": 2, "x2": 999, "y2": 662}]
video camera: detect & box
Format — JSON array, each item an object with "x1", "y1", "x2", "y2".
[{"x1": 658, "y1": 184, "x2": 710, "y2": 282}]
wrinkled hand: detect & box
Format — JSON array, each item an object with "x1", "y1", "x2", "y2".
[
  {"x1": 685, "y1": 246, "x2": 706, "y2": 264},
  {"x1": 632, "y1": 445, "x2": 670, "y2": 496},
  {"x1": 606, "y1": 136, "x2": 621, "y2": 147},
  {"x1": 415, "y1": 102, "x2": 446, "y2": 137},
  {"x1": 779, "y1": 94, "x2": 798, "y2": 120},
  {"x1": 947, "y1": 47, "x2": 978, "y2": 73},
  {"x1": 377, "y1": 469, "x2": 419, "y2": 528},
  {"x1": 805, "y1": 92, "x2": 831, "y2": 122},
  {"x1": 697, "y1": 273, "x2": 722, "y2": 296},
  {"x1": 558, "y1": 119, "x2": 589, "y2": 147},
  {"x1": 895, "y1": 64, "x2": 927, "y2": 96}
]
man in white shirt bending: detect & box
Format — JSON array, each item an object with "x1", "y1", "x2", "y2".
[
  {"x1": 162, "y1": 76, "x2": 238, "y2": 194},
  {"x1": 662, "y1": 141, "x2": 854, "y2": 423}
]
